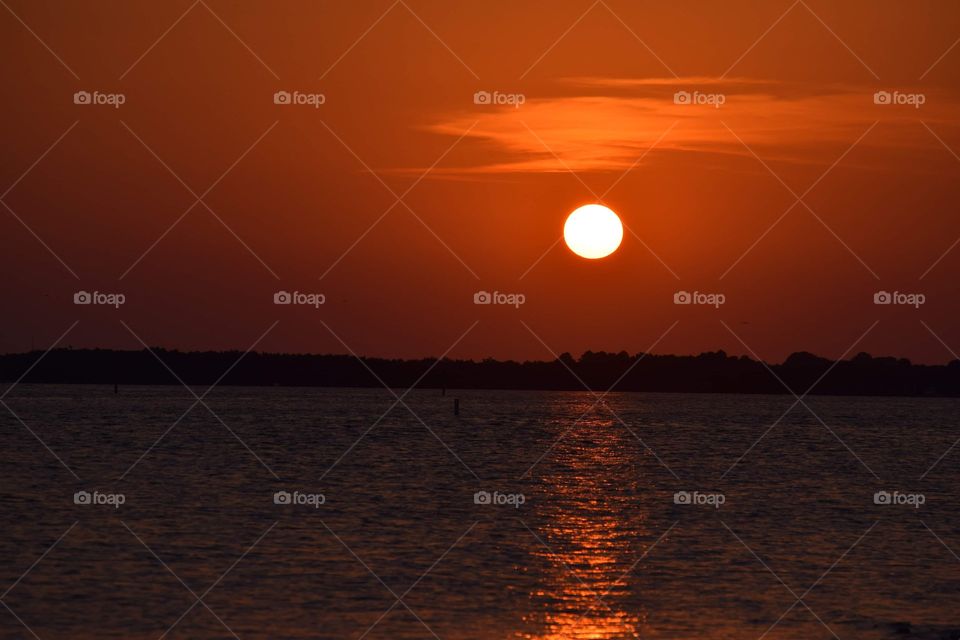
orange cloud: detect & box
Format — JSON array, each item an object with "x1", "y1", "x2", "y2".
[{"x1": 417, "y1": 77, "x2": 956, "y2": 175}]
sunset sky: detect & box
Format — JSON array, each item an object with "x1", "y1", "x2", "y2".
[{"x1": 2, "y1": 0, "x2": 959, "y2": 364}]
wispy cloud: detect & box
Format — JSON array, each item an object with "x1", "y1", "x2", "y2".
[{"x1": 414, "y1": 77, "x2": 956, "y2": 175}]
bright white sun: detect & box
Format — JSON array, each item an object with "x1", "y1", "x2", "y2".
[{"x1": 563, "y1": 204, "x2": 623, "y2": 259}]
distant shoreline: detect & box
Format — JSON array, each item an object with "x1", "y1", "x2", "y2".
[
  {"x1": 5, "y1": 383, "x2": 960, "y2": 402},
  {"x1": 2, "y1": 348, "x2": 959, "y2": 397}
]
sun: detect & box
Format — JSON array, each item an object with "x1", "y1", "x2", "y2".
[{"x1": 563, "y1": 204, "x2": 623, "y2": 259}]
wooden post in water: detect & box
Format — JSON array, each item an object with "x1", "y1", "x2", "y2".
[{"x1": 453, "y1": 398, "x2": 460, "y2": 415}]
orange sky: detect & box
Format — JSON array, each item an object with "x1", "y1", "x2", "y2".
[{"x1": 2, "y1": 0, "x2": 959, "y2": 364}]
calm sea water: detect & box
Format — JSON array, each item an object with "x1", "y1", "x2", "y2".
[{"x1": 1, "y1": 386, "x2": 958, "y2": 640}]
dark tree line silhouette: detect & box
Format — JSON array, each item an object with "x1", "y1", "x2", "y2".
[{"x1": 1, "y1": 348, "x2": 959, "y2": 396}]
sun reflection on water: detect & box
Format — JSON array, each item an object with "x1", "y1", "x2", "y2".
[{"x1": 518, "y1": 399, "x2": 650, "y2": 640}]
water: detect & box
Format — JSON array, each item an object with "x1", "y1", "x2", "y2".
[{"x1": 1, "y1": 386, "x2": 958, "y2": 639}]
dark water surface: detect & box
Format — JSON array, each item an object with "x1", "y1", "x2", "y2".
[{"x1": 1, "y1": 386, "x2": 959, "y2": 639}]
